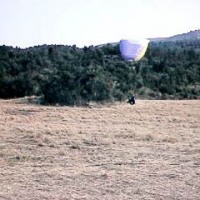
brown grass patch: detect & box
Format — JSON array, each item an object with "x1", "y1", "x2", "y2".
[{"x1": 0, "y1": 99, "x2": 200, "y2": 199}]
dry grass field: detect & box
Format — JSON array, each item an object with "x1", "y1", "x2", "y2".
[{"x1": 0, "y1": 98, "x2": 200, "y2": 200}]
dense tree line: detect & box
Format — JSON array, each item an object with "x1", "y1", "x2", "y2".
[{"x1": 0, "y1": 40, "x2": 199, "y2": 105}]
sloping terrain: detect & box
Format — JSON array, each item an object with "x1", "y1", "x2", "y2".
[
  {"x1": 149, "y1": 29, "x2": 200, "y2": 42},
  {"x1": 0, "y1": 99, "x2": 200, "y2": 200}
]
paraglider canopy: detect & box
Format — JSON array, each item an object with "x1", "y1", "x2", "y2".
[{"x1": 119, "y1": 38, "x2": 149, "y2": 62}]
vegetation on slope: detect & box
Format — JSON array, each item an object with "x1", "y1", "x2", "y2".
[{"x1": 0, "y1": 39, "x2": 200, "y2": 105}]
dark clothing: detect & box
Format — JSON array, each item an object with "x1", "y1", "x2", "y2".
[{"x1": 128, "y1": 96, "x2": 135, "y2": 105}]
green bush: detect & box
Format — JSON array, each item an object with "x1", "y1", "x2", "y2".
[{"x1": 0, "y1": 40, "x2": 199, "y2": 105}]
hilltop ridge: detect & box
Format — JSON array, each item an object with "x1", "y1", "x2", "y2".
[{"x1": 149, "y1": 29, "x2": 200, "y2": 42}]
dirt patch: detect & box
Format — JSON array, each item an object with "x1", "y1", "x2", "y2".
[{"x1": 0, "y1": 99, "x2": 200, "y2": 199}]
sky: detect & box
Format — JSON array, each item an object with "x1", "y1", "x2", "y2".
[{"x1": 0, "y1": 0, "x2": 200, "y2": 48}]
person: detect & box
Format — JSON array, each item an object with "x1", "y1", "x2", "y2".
[{"x1": 128, "y1": 95, "x2": 135, "y2": 105}]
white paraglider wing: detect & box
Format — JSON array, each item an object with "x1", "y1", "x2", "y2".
[{"x1": 119, "y1": 39, "x2": 149, "y2": 61}]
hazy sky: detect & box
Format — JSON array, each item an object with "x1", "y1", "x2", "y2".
[{"x1": 0, "y1": 0, "x2": 199, "y2": 48}]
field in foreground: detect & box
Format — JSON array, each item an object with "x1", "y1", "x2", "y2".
[{"x1": 0, "y1": 99, "x2": 200, "y2": 200}]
